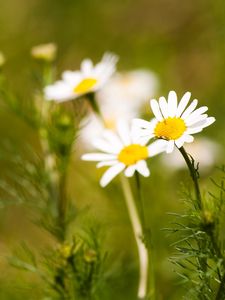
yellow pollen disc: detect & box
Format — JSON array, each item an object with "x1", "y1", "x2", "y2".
[
  {"x1": 74, "y1": 78, "x2": 98, "y2": 94},
  {"x1": 118, "y1": 144, "x2": 148, "y2": 166},
  {"x1": 154, "y1": 117, "x2": 186, "y2": 140}
]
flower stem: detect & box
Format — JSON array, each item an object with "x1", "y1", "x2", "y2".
[
  {"x1": 178, "y1": 146, "x2": 202, "y2": 210},
  {"x1": 86, "y1": 92, "x2": 106, "y2": 126},
  {"x1": 120, "y1": 175, "x2": 149, "y2": 299}
]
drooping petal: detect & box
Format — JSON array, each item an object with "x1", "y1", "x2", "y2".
[
  {"x1": 100, "y1": 163, "x2": 125, "y2": 187},
  {"x1": 135, "y1": 160, "x2": 150, "y2": 177},
  {"x1": 166, "y1": 140, "x2": 175, "y2": 153},
  {"x1": 148, "y1": 139, "x2": 168, "y2": 157},
  {"x1": 124, "y1": 165, "x2": 136, "y2": 177},
  {"x1": 175, "y1": 136, "x2": 186, "y2": 148}
]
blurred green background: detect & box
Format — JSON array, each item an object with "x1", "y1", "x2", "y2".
[{"x1": 0, "y1": 0, "x2": 224, "y2": 299}]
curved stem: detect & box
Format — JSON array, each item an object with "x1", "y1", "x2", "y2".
[
  {"x1": 178, "y1": 146, "x2": 202, "y2": 210},
  {"x1": 86, "y1": 92, "x2": 106, "y2": 126},
  {"x1": 120, "y1": 175, "x2": 149, "y2": 299}
]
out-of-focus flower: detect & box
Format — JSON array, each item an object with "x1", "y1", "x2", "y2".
[
  {"x1": 0, "y1": 52, "x2": 6, "y2": 67},
  {"x1": 31, "y1": 43, "x2": 57, "y2": 62},
  {"x1": 97, "y1": 69, "x2": 159, "y2": 115},
  {"x1": 160, "y1": 138, "x2": 221, "y2": 173},
  {"x1": 133, "y1": 91, "x2": 215, "y2": 153},
  {"x1": 81, "y1": 120, "x2": 167, "y2": 187},
  {"x1": 44, "y1": 53, "x2": 118, "y2": 102},
  {"x1": 79, "y1": 69, "x2": 159, "y2": 149}
]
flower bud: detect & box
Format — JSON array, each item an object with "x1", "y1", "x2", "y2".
[{"x1": 31, "y1": 43, "x2": 57, "y2": 62}]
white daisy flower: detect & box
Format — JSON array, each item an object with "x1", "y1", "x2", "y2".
[
  {"x1": 81, "y1": 121, "x2": 167, "y2": 187},
  {"x1": 133, "y1": 91, "x2": 215, "y2": 153},
  {"x1": 44, "y1": 52, "x2": 118, "y2": 102}
]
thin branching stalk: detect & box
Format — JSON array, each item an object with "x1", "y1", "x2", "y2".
[
  {"x1": 120, "y1": 175, "x2": 149, "y2": 299},
  {"x1": 178, "y1": 146, "x2": 202, "y2": 210}
]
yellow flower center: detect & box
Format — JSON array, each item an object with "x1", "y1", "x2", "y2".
[
  {"x1": 118, "y1": 144, "x2": 148, "y2": 166},
  {"x1": 74, "y1": 78, "x2": 98, "y2": 94},
  {"x1": 154, "y1": 117, "x2": 186, "y2": 140}
]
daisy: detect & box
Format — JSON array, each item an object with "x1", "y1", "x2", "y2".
[
  {"x1": 81, "y1": 121, "x2": 167, "y2": 187},
  {"x1": 133, "y1": 91, "x2": 215, "y2": 153},
  {"x1": 44, "y1": 52, "x2": 118, "y2": 102}
]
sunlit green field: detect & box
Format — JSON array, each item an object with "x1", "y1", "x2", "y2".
[{"x1": 0, "y1": 1, "x2": 225, "y2": 299}]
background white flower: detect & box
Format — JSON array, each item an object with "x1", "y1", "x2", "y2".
[
  {"x1": 44, "y1": 52, "x2": 118, "y2": 102},
  {"x1": 81, "y1": 121, "x2": 167, "y2": 187},
  {"x1": 79, "y1": 69, "x2": 159, "y2": 149},
  {"x1": 160, "y1": 138, "x2": 221, "y2": 173},
  {"x1": 133, "y1": 91, "x2": 215, "y2": 153}
]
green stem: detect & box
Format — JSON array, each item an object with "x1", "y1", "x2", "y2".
[
  {"x1": 178, "y1": 146, "x2": 202, "y2": 210},
  {"x1": 120, "y1": 175, "x2": 149, "y2": 299},
  {"x1": 135, "y1": 172, "x2": 146, "y2": 230},
  {"x1": 86, "y1": 92, "x2": 106, "y2": 126},
  {"x1": 216, "y1": 272, "x2": 225, "y2": 300}
]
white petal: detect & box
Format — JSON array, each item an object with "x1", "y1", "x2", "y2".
[
  {"x1": 159, "y1": 96, "x2": 168, "y2": 118},
  {"x1": 186, "y1": 126, "x2": 203, "y2": 134},
  {"x1": 188, "y1": 117, "x2": 215, "y2": 129},
  {"x1": 168, "y1": 91, "x2": 177, "y2": 117},
  {"x1": 132, "y1": 118, "x2": 152, "y2": 129},
  {"x1": 175, "y1": 136, "x2": 186, "y2": 148},
  {"x1": 97, "y1": 160, "x2": 117, "y2": 168},
  {"x1": 116, "y1": 120, "x2": 131, "y2": 145},
  {"x1": 148, "y1": 139, "x2": 167, "y2": 157},
  {"x1": 102, "y1": 130, "x2": 123, "y2": 151},
  {"x1": 44, "y1": 81, "x2": 74, "y2": 102},
  {"x1": 81, "y1": 153, "x2": 117, "y2": 161},
  {"x1": 186, "y1": 114, "x2": 208, "y2": 126},
  {"x1": 181, "y1": 99, "x2": 198, "y2": 119},
  {"x1": 184, "y1": 106, "x2": 208, "y2": 124},
  {"x1": 176, "y1": 92, "x2": 191, "y2": 117},
  {"x1": 136, "y1": 160, "x2": 150, "y2": 177},
  {"x1": 201, "y1": 117, "x2": 216, "y2": 128},
  {"x1": 124, "y1": 165, "x2": 136, "y2": 177},
  {"x1": 62, "y1": 71, "x2": 81, "y2": 85},
  {"x1": 81, "y1": 59, "x2": 93, "y2": 75},
  {"x1": 100, "y1": 163, "x2": 125, "y2": 187},
  {"x1": 184, "y1": 135, "x2": 194, "y2": 143},
  {"x1": 150, "y1": 99, "x2": 163, "y2": 121},
  {"x1": 166, "y1": 140, "x2": 175, "y2": 153},
  {"x1": 93, "y1": 138, "x2": 119, "y2": 154}
]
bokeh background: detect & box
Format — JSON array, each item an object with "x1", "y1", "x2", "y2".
[{"x1": 0, "y1": 0, "x2": 224, "y2": 299}]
